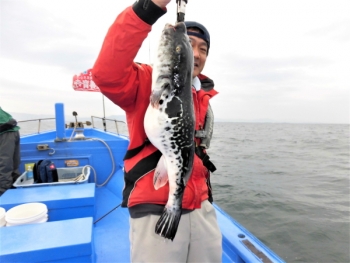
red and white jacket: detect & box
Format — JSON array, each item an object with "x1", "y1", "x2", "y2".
[{"x1": 92, "y1": 4, "x2": 217, "y2": 210}]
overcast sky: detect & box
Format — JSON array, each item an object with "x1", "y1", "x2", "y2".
[{"x1": 1, "y1": 0, "x2": 349, "y2": 124}]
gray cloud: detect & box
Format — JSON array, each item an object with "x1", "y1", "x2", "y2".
[
  {"x1": 214, "y1": 54, "x2": 334, "y2": 101},
  {"x1": 1, "y1": 1, "x2": 95, "y2": 72},
  {"x1": 305, "y1": 20, "x2": 350, "y2": 42},
  {"x1": 223, "y1": 54, "x2": 331, "y2": 81},
  {"x1": 1, "y1": 0, "x2": 349, "y2": 124}
]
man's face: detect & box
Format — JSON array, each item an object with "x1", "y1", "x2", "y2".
[{"x1": 188, "y1": 33, "x2": 208, "y2": 78}]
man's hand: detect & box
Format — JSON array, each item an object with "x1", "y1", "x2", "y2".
[{"x1": 151, "y1": 0, "x2": 171, "y2": 9}]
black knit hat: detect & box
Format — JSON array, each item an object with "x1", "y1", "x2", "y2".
[{"x1": 184, "y1": 21, "x2": 210, "y2": 51}]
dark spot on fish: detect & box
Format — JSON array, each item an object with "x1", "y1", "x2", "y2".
[
  {"x1": 159, "y1": 100, "x2": 163, "y2": 105},
  {"x1": 165, "y1": 97, "x2": 182, "y2": 118},
  {"x1": 164, "y1": 126, "x2": 171, "y2": 131},
  {"x1": 171, "y1": 119, "x2": 177, "y2": 125}
]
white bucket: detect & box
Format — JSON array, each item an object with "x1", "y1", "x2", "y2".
[
  {"x1": 5, "y1": 203, "x2": 48, "y2": 226},
  {"x1": 0, "y1": 207, "x2": 6, "y2": 227},
  {"x1": 6, "y1": 215, "x2": 48, "y2": 227}
]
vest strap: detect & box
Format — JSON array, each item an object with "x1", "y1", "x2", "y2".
[
  {"x1": 195, "y1": 146, "x2": 216, "y2": 173},
  {"x1": 124, "y1": 139, "x2": 150, "y2": 160}
]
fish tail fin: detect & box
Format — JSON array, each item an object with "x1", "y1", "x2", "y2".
[{"x1": 155, "y1": 207, "x2": 182, "y2": 241}]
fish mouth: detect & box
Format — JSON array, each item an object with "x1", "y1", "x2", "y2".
[
  {"x1": 174, "y1": 22, "x2": 186, "y2": 31},
  {"x1": 165, "y1": 24, "x2": 176, "y2": 31},
  {"x1": 165, "y1": 22, "x2": 186, "y2": 32}
]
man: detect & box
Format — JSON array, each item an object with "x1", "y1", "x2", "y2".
[
  {"x1": 92, "y1": 0, "x2": 222, "y2": 262},
  {"x1": 0, "y1": 107, "x2": 20, "y2": 196}
]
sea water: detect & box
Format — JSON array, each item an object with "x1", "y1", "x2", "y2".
[{"x1": 209, "y1": 122, "x2": 349, "y2": 263}]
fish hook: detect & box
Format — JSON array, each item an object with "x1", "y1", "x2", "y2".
[{"x1": 176, "y1": 0, "x2": 188, "y2": 23}]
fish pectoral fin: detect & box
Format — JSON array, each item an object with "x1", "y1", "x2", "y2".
[
  {"x1": 153, "y1": 155, "x2": 168, "y2": 190},
  {"x1": 150, "y1": 89, "x2": 163, "y2": 108}
]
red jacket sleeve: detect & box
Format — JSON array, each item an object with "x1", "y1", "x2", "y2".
[{"x1": 92, "y1": 7, "x2": 152, "y2": 113}]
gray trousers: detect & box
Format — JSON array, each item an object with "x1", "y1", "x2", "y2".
[
  {"x1": 129, "y1": 200, "x2": 222, "y2": 263},
  {"x1": 0, "y1": 131, "x2": 20, "y2": 195}
]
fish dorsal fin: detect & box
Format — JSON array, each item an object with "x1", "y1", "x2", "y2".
[{"x1": 153, "y1": 155, "x2": 168, "y2": 190}]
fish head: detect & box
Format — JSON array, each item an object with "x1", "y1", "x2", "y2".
[
  {"x1": 165, "y1": 22, "x2": 193, "y2": 69},
  {"x1": 151, "y1": 23, "x2": 194, "y2": 107},
  {"x1": 162, "y1": 23, "x2": 193, "y2": 87}
]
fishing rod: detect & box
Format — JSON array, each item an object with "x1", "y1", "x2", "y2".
[
  {"x1": 94, "y1": 203, "x2": 121, "y2": 224},
  {"x1": 176, "y1": 0, "x2": 187, "y2": 22}
]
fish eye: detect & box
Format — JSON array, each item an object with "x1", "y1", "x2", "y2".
[{"x1": 176, "y1": 46, "x2": 181, "y2": 53}]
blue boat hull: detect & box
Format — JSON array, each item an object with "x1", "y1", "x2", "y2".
[{"x1": 0, "y1": 104, "x2": 285, "y2": 263}]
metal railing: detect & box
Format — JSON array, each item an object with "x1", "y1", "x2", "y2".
[
  {"x1": 17, "y1": 116, "x2": 128, "y2": 136},
  {"x1": 91, "y1": 116, "x2": 128, "y2": 135},
  {"x1": 17, "y1": 118, "x2": 56, "y2": 134}
]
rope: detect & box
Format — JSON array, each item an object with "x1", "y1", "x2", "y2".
[{"x1": 86, "y1": 138, "x2": 117, "y2": 187}]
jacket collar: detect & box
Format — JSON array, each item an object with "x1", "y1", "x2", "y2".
[{"x1": 198, "y1": 73, "x2": 215, "y2": 92}]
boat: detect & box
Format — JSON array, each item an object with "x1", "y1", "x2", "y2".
[{"x1": 0, "y1": 103, "x2": 285, "y2": 263}]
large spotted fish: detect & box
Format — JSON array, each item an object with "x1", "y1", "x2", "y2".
[{"x1": 144, "y1": 22, "x2": 195, "y2": 241}]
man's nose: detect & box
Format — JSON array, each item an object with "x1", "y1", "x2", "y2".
[{"x1": 192, "y1": 46, "x2": 200, "y2": 58}]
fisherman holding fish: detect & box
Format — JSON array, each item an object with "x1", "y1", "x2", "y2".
[{"x1": 92, "y1": 0, "x2": 222, "y2": 262}]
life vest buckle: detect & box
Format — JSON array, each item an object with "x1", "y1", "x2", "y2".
[{"x1": 195, "y1": 129, "x2": 207, "y2": 138}]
